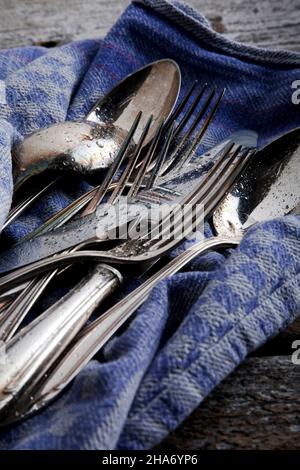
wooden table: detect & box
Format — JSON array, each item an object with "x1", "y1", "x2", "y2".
[{"x1": 1, "y1": 0, "x2": 300, "y2": 450}]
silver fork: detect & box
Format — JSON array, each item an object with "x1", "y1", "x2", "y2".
[
  {"x1": 0, "y1": 142, "x2": 253, "y2": 422},
  {"x1": 0, "y1": 145, "x2": 254, "y2": 294},
  {"x1": 0, "y1": 84, "x2": 225, "y2": 335}
]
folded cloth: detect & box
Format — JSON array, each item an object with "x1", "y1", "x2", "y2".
[{"x1": 0, "y1": 0, "x2": 300, "y2": 450}]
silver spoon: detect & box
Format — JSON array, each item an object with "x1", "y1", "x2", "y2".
[
  {"x1": 12, "y1": 59, "x2": 181, "y2": 190},
  {"x1": 212, "y1": 127, "x2": 300, "y2": 240}
]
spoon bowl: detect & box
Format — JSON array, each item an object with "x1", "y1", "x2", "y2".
[
  {"x1": 12, "y1": 121, "x2": 131, "y2": 186},
  {"x1": 213, "y1": 127, "x2": 300, "y2": 238},
  {"x1": 13, "y1": 59, "x2": 181, "y2": 190}
]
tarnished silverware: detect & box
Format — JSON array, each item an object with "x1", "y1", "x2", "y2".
[
  {"x1": 0, "y1": 140, "x2": 252, "y2": 293},
  {"x1": 0, "y1": 86, "x2": 229, "y2": 273},
  {"x1": 0, "y1": 83, "x2": 227, "y2": 337},
  {"x1": 0, "y1": 112, "x2": 156, "y2": 342},
  {"x1": 0, "y1": 140, "x2": 252, "y2": 424},
  {"x1": 10, "y1": 128, "x2": 300, "y2": 423}
]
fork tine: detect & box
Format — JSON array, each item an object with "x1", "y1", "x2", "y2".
[
  {"x1": 143, "y1": 143, "x2": 234, "y2": 242},
  {"x1": 158, "y1": 83, "x2": 199, "y2": 174},
  {"x1": 22, "y1": 186, "x2": 99, "y2": 241},
  {"x1": 173, "y1": 148, "x2": 254, "y2": 241},
  {"x1": 164, "y1": 81, "x2": 198, "y2": 130},
  {"x1": 154, "y1": 148, "x2": 252, "y2": 247},
  {"x1": 169, "y1": 200, "x2": 204, "y2": 242},
  {"x1": 172, "y1": 83, "x2": 207, "y2": 140},
  {"x1": 127, "y1": 120, "x2": 165, "y2": 198},
  {"x1": 203, "y1": 147, "x2": 254, "y2": 217},
  {"x1": 143, "y1": 142, "x2": 235, "y2": 242},
  {"x1": 0, "y1": 301, "x2": 10, "y2": 315},
  {"x1": 178, "y1": 88, "x2": 226, "y2": 168},
  {"x1": 0, "y1": 271, "x2": 57, "y2": 342},
  {"x1": 185, "y1": 88, "x2": 217, "y2": 139},
  {"x1": 145, "y1": 122, "x2": 175, "y2": 190},
  {"x1": 171, "y1": 88, "x2": 217, "y2": 158},
  {"x1": 108, "y1": 115, "x2": 153, "y2": 204},
  {"x1": 145, "y1": 143, "x2": 245, "y2": 245},
  {"x1": 187, "y1": 144, "x2": 243, "y2": 207},
  {"x1": 160, "y1": 87, "x2": 225, "y2": 176},
  {"x1": 82, "y1": 111, "x2": 142, "y2": 216}
]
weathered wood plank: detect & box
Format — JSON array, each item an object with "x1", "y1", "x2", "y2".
[
  {"x1": 198, "y1": 0, "x2": 300, "y2": 51},
  {"x1": 158, "y1": 356, "x2": 300, "y2": 450},
  {"x1": 0, "y1": 0, "x2": 130, "y2": 49},
  {"x1": 0, "y1": 0, "x2": 298, "y2": 51}
]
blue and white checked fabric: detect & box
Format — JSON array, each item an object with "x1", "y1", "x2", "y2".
[{"x1": 0, "y1": 0, "x2": 300, "y2": 450}]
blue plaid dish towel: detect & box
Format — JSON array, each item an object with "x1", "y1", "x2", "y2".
[{"x1": 0, "y1": 0, "x2": 300, "y2": 450}]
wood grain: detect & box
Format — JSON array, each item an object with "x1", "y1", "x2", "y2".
[
  {"x1": 158, "y1": 356, "x2": 300, "y2": 450},
  {"x1": 0, "y1": 0, "x2": 299, "y2": 51}
]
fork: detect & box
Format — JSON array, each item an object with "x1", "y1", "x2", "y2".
[
  {"x1": 0, "y1": 146, "x2": 255, "y2": 295},
  {"x1": 0, "y1": 142, "x2": 253, "y2": 292},
  {"x1": 0, "y1": 141, "x2": 253, "y2": 422},
  {"x1": 0, "y1": 83, "x2": 225, "y2": 337}
]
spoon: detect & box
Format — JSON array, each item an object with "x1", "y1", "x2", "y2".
[
  {"x1": 12, "y1": 59, "x2": 181, "y2": 190},
  {"x1": 212, "y1": 127, "x2": 300, "y2": 240}
]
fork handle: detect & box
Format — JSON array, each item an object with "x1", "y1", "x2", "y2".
[
  {"x1": 0, "y1": 263, "x2": 122, "y2": 422},
  {"x1": 14, "y1": 235, "x2": 242, "y2": 421}
]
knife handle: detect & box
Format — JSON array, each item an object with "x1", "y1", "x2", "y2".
[{"x1": 0, "y1": 263, "x2": 122, "y2": 421}]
